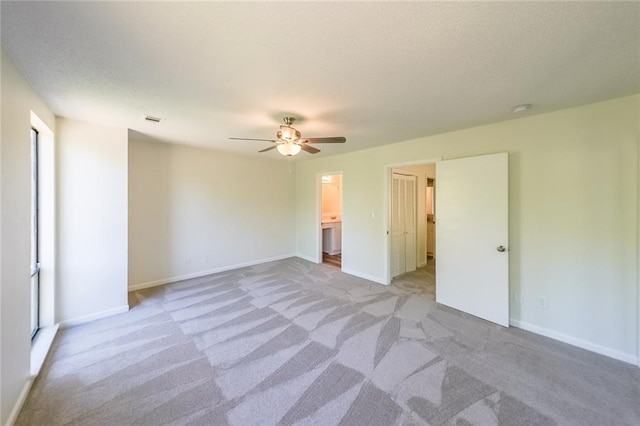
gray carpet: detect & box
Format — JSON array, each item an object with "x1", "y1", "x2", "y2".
[{"x1": 17, "y1": 258, "x2": 640, "y2": 425}]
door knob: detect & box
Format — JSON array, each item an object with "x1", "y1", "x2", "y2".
[{"x1": 497, "y1": 246, "x2": 506, "y2": 252}]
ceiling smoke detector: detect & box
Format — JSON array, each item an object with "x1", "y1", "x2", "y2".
[
  {"x1": 512, "y1": 104, "x2": 532, "y2": 114},
  {"x1": 143, "y1": 115, "x2": 163, "y2": 123}
]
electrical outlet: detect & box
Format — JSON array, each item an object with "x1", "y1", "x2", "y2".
[
  {"x1": 185, "y1": 256, "x2": 191, "y2": 265},
  {"x1": 512, "y1": 291, "x2": 520, "y2": 304},
  {"x1": 537, "y1": 297, "x2": 547, "y2": 310}
]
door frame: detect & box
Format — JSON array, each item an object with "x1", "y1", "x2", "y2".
[
  {"x1": 383, "y1": 158, "x2": 441, "y2": 284},
  {"x1": 316, "y1": 171, "x2": 344, "y2": 266}
]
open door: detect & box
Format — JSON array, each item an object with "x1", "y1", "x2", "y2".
[{"x1": 436, "y1": 153, "x2": 509, "y2": 326}]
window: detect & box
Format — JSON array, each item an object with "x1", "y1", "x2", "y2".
[{"x1": 30, "y1": 127, "x2": 40, "y2": 338}]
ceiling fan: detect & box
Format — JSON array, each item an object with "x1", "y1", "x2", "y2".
[{"x1": 230, "y1": 117, "x2": 346, "y2": 156}]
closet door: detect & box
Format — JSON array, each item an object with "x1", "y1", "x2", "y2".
[
  {"x1": 403, "y1": 175, "x2": 417, "y2": 273},
  {"x1": 390, "y1": 175, "x2": 405, "y2": 278},
  {"x1": 390, "y1": 173, "x2": 417, "y2": 278}
]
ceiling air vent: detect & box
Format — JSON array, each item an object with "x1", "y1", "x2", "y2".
[{"x1": 143, "y1": 115, "x2": 163, "y2": 123}]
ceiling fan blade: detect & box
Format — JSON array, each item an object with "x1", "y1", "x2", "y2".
[
  {"x1": 300, "y1": 144, "x2": 320, "y2": 154},
  {"x1": 258, "y1": 145, "x2": 278, "y2": 153},
  {"x1": 303, "y1": 137, "x2": 346, "y2": 144},
  {"x1": 230, "y1": 137, "x2": 277, "y2": 142}
]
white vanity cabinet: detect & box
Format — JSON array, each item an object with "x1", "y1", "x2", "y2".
[{"x1": 322, "y1": 221, "x2": 342, "y2": 255}]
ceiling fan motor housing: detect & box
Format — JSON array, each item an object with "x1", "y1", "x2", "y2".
[{"x1": 277, "y1": 125, "x2": 301, "y2": 142}]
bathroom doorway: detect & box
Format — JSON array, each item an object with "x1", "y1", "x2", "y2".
[{"x1": 320, "y1": 173, "x2": 342, "y2": 268}]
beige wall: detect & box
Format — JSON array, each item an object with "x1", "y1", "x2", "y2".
[
  {"x1": 128, "y1": 138, "x2": 296, "y2": 288},
  {"x1": 296, "y1": 95, "x2": 639, "y2": 363},
  {"x1": 56, "y1": 118, "x2": 129, "y2": 323},
  {"x1": 1, "y1": 48, "x2": 56, "y2": 425}
]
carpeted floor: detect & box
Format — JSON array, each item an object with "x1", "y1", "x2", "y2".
[{"x1": 17, "y1": 258, "x2": 639, "y2": 425}]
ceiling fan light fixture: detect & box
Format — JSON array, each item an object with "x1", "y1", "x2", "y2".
[{"x1": 276, "y1": 141, "x2": 301, "y2": 156}]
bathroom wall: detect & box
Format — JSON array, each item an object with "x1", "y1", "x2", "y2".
[{"x1": 321, "y1": 174, "x2": 342, "y2": 220}]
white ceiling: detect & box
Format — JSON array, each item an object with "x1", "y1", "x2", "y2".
[{"x1": 2, "y1": 1, "x2": 639, "y2": 160}]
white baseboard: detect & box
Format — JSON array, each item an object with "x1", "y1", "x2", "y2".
[
  {"x1": 58, "y1": 305, "x2": 130, "y2": 328},
  {"x1": 509, "y1": 319, "x2": 638, "y2": 365},
  {"x1": 128, "y1": 254, "x2": 296, "y2": 292},
  {"x1": 5, "y1": 378, "x2": 34, "y2": 426},
  {"x1": 296, "y1": 253, "x2": 320, "y2": 264},
  {"x1": 341, "y1": 267, "x2": 388, "y2": 286},
  {"x1": 296, "y1": 254, "x2": 389, "y2": 285}
]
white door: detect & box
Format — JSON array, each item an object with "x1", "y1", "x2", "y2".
[
  {"x1": 391, "y1": 173, "x2": 417, "y2": 278},
  {"x1": 436, "y1": 153, "x2": 509, "y2": 326}
]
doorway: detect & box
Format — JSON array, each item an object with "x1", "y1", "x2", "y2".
[
  {"x1": 319, "y1": 173, "x2": 343, "y2": 268},
  {"x1": 389, "y1": 164, "x2": 437, "y2": 285},
  {"x1": 385, "y1": 154, "x2": 509, "y2": 327},
  {"x1": 390, "y1": 172, "x2": 417, "y2": 277}
]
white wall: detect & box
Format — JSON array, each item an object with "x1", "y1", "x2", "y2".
[
  {"x1": 296, "y1": 95, "x2": 639, "y2": 363},
  {"x1": 128, "y1": 138, "x2": 296, "y2": 288},
  {"x1": 0, "y1": 48, "x2": 55, "y2": 425},
  {"x1": 56, "y1": 118, "x2": 129, "y2": 323}
]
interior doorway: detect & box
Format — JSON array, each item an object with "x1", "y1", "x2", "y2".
[
  {"x1": 385, "y1": 154, "x2": 509, "y2": 327},
  {"x1": 318, "y1": 173, "x2": 343, "y2": 268},
  {"x1": 388, "y1": 162, "x2": 437, "y2": 286},
  {"x1": 390, "y1": 172, "x2": 417, "y2": 277}
]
